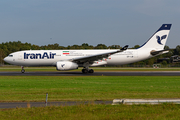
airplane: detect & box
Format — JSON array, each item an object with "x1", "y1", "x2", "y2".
[{"x1": 4, "y1": 24, "x2": 172, "y2": 73}]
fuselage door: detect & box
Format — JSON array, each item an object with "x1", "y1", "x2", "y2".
[{"x1": 18, "y1": 53, "x2": 22, "y2": 60}]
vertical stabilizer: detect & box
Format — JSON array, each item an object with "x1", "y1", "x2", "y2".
[{"x1": 139, "y1": 24, "x2": 172, "y2": 50}]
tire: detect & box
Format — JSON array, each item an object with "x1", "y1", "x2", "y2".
[
  {"x1": 88, "y1": 69, "x2": 94, "y2": 73},
  {"x1": 21, "y1": 69, "x2": 25, "y2": 73},
  {"x1": 82, "y1": 69, "x2": 88, "y2": 73}
]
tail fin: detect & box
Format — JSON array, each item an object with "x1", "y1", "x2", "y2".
[{"x1": 138, "y1": 24, "x2": 172, "y2": 50}]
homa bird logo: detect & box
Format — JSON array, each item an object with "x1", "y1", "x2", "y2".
[
  {"x1": 61, "y1": 64, "x2": 65, "y2": 68},
  {"x1": 156, "y1": 35, "x2": 167, "y2": 45}
]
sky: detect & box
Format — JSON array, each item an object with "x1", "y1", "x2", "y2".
[{"x1": 0, "y1": 0, "x2": 179, "y2": 48}]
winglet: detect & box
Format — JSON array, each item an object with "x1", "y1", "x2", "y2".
[{"x1": 121, "y1": 45, "x2": 128, "y2": 51}]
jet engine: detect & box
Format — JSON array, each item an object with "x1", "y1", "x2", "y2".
[{"x1": 56, "y1": 61, "x2": 78, "y2": 70}]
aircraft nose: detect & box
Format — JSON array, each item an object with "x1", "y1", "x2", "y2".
[
  {"x1": 3, "y1": 57, "x2": 7, "y2": 62},
  {"x1": 3, "y1": 57, "x2": 9, "y2": 63}
]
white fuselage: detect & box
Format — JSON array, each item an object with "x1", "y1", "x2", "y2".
[
  {"x1": 4, "y1": 48, "x2": 152, "y2": 67},
  {"x1": 3, "y1": 24, "x2": 172, "y2": 73}
]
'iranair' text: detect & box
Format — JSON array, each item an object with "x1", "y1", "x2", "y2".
[{"x1": 24, "y1": 52, "x2": 56, "y2": 59}]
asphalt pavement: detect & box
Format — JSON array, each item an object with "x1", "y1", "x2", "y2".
[{"x1": 0, "y1": 101, "x2": 112, "y2": 109}]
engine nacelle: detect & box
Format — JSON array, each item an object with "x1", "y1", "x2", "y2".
[{"x1": 56, "y1": 61, "x2": 78, "y2": 71}]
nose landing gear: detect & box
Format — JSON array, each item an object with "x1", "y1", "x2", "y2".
[{"x1": 21, "y1": 66, "x2": 25, "y2": 73}]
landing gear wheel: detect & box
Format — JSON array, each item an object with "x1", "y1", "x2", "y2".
[
  {"x1": 88, "y1": 69, "x2": 94, "y2": 73},
  {"x1": 82, "y1": 69, "x2": 88, "y2": 73},
  {"x1": 21, "y1": 69, "x2": 25, "y2": 73},
  {"x1": 21, "y1": 66, "x2": 25, "y2": 73}
]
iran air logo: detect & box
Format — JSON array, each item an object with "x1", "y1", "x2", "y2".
[{"x1": 156, "y1": 35, "x2": 167, "y2": 45}]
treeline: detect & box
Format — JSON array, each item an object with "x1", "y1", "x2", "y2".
[{"x1": 0, "y1": 41, "x2": 180, "y2": 66}]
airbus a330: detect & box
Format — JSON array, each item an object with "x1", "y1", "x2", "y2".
[{"x1": 4, "y1": 24, "x2": 172, "y2": 73}]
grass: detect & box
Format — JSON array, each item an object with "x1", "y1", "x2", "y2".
[
  {"x1": 1, "y1": 76, "x2": 180, "y2": 119},
  {"x1": 0, "y1": 76, "x2": 180, "y2": 102},
  {"x1": 1, "y1": 104, "x2": 180, "y2": 120}
]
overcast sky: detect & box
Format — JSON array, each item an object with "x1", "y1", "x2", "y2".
[{"x1": 0, "y1": 0, "x2": 179, "y2": 48}]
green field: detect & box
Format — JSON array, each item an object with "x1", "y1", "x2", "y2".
[
  {"x1": 1, "y1": 104, "x2": 180, "y2": 120},
  {"x1": 1, "y1": 75, "x2": 180, "y2": 119},
  {"x1": 0, "y1": 76, "x2": 180, "y2": 102}
]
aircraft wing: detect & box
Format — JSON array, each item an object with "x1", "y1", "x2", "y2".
[{"x1": 69, "y1": 45, "x2": 128, "y2": 64}]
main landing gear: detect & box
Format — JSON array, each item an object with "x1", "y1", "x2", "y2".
[
  {"x1": 82, "y1": 68, "x2": 94, "y2": 73},
  {"x1": 21, "y1": 66, "x2": 25, "y2": 73}
]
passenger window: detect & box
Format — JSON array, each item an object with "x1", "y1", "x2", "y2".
[{"x1": 8, "y1": 55, "x2": 13, "y2": 57}]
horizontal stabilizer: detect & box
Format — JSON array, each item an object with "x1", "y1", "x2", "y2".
[{"x1": 150, "y1": 49, "x2": 169, "y2": 56}]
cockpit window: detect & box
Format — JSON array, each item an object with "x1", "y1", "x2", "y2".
[{"x1": 8, "y1": 55, "x2": 13, "y2": 57}]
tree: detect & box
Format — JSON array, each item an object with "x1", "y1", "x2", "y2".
[
  {"x1": 133, "y1": 45, "x2": 140, "y2": 49},
  {"x1": 95, "y1": 44, "x2": 107, "y2": 49},
  {"x1": 164, "y1": 45, "x2": 170, "y2": 50},
  {"x1": 174, "y1": 45, "x2": 180, "y2": 55},
  {"x1": 162, "y1": 60, "x2": 167, "y2": 66},
  {"x1": 0, "y1": 49, "x2": 5, "y2": 65},
  {"x1": 82, "y1": 43, "x2": 89, "y2": 48},
  {"x1": 147, "y1": 58, "x2": 155, "y2": 66},
  {"x1": 108, "y1": 45, "x2": 121, "y2": 49}
]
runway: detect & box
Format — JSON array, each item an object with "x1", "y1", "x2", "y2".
[
  {"x1": 0, "y1": 71, "x2": 180, "y2": 76},
  {"x1": 0, "y1": 101, "x2": 112, "y2": 109}
]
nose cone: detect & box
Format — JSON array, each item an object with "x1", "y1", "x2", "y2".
[
  {"x1": 3, "y1": 57, "x2": 8, "y2": 62},
  {"x1": 3, "y1": 57, "x2": 11, "y2": 63}
]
